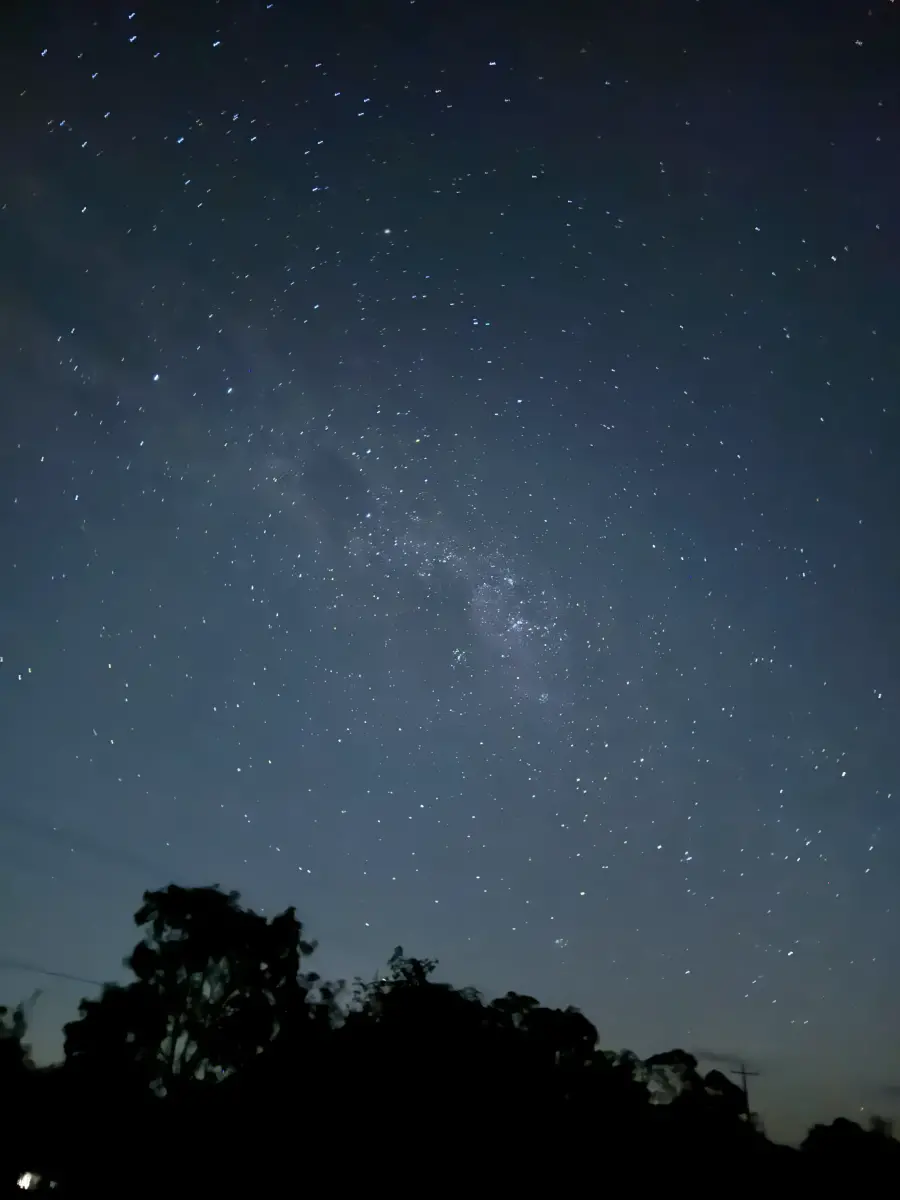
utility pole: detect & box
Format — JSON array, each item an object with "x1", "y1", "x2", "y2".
[{"x1": 731, "y1": 1062, "x2": 760, "y2": 1120}]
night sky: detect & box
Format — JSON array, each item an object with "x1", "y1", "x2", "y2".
[{"x1": 1, "y1": 0, "x2": 898, "y2": 1145}]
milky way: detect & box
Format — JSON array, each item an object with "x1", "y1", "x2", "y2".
[{"x1": 179, "y1": 407, "x2": 576, "y2": 725}]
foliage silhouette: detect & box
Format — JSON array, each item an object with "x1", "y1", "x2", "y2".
[{"x1": 1, "y1": 881, "x2": 897, "y2": 1192}]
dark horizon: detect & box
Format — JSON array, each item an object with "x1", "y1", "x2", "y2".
[{"x1": 2, "y1": 879, "x2": 895, "y2": 1155}]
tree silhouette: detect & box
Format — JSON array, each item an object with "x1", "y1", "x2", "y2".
[
  {"x1": 3, "y1": 878, "x2": 896, "y2": 1190},
  {"x1": 0, "y1": 1001, "x2": 32, "y2": 1079},
  {"x1": 63, "y1": 884, "x2": 319, "y2": 1097},
  {"x1": 644, "y1": 1046, "x2": 704, "y2": 1101},
  {"x1": 801, "y1": 1115, "x2": 900, "y2": 1167},
  {"x1": 703, "y1": 1067, "x2": 749, "y2": 1119},
  {"x1": 1, "y1": 1003, "x2": 34, "y2": 1189}
]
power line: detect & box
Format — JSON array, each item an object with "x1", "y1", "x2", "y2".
[
  {"x1": 0, "y1": 957, "x2": 105, "y2": 989},
  {"x1": 0, "y1": 808, "x2": 174, "y2": 881}
]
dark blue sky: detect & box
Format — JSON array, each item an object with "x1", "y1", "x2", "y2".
[{"x1": 1, "y1": 0, "x2": 898, "y2": 1144}]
